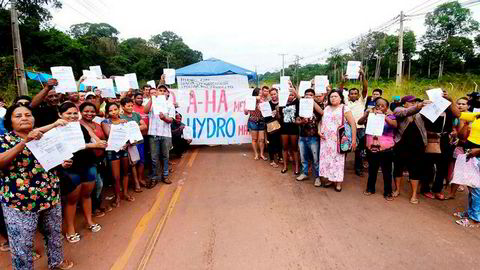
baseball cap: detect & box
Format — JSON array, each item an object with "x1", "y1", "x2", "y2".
[
  {"x1": 85, "y1": 92, "x2": 96, "y2": 99},
  {"x1": 401, "y1": 95, "x2": 416, "y2": 103}
]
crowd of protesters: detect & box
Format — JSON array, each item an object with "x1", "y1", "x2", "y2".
[
  {"x1": 0, "y1": 75, "x2": 191, "y2": 269},
  {"x1": 0, "y1": 68, "x2": 479, "y2": 269}
]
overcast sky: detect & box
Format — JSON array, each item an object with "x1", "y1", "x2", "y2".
[{"x1": 50, "y1": 0, "x2": 480, "y2": 74}]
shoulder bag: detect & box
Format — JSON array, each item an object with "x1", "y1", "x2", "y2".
[{"x1": 337, "y1": 105, "x2": 353, "y2": 154}]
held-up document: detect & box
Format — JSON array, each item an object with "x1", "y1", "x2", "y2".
[
  {"x1": 474, "y1": 108, "x2": 480, "y2": 113},
  {"x1": 183, "y1": 126, "x2": 193, "y2": 140},
  {"x1": 89, "y1": 65, "x2": 102, "y2": 77},
  {"x1": 245, "y1": 96, "x2": 257, "y2": 111},
  {"x1": 346, "y1": 61, "x2": 361, "y2": 79},
  {"x1": 164, "y1": 69, "x2": 176, "y2": 84},
  {"x1": 125, "y1": 73, "x2": 139, "y2": 89},
  {"x1": 106, "y1": 124, "x2": 129, "y2": 152},
  {"x1": 26, "y1": 129, "x2": 73, "y2": 171},
  {"x1": 57, "y1": 122, "x2": 86, "y2": 153},
  {"x1": 125, "y1": 121, "x2": 143, "y2": 144},
  {"x1": 97, "y1": 79, "x2": 115, "y2": 98},
  {"x1": 299, "y1": 81, "x2": 311, "y2": 96},
  {"x1": 365, "y1": 114, "x2": 386, "y2": 136},
  {"x1": 114, "y1": 76, "x2": 131, "y2": 93},
  {"x1": 51, "y1": 66, "x2": 77, "y2": 93},
  {"x1": 147, "y1": 80, "x2": 156, "y2": 89},
  {"x1": 279, "y1": 91, "x2": 289, "y2": 107},
  {"x1": 299, "y1": 98, "x2": 314, "y2": 118},
  {"x1": 92, "y1": 117, "x2": 105, "y2": 124},
  {"x1": 259, "y1": 102, "x2": 273, "y2": 118},
  {"x1": 314, "y1": 75, "x2": 328, "y2": 94},
  {"x1": 152, "y1": 95, "x2": 168, "y2": 115},
  {"x1": 280, "y1": 76, "x2": 290, "y2": 92},
  {"x1": 128, "y1": 145, "x2": 140, "y2": 163},
  {"x1": 420, "y1": 88, "x2": 451, "y2": 123},
  {"x1": 82, "y1": 70, "x2": 97, "y2": 86}
]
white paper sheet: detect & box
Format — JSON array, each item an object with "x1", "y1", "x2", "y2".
[
  {"x1": 183, "y1": 126, "x2": 193, "y2": 140},
  {"x1": 420, "y1": 90, "x2": 451, "y2": 123},
  {"x1": 106, "y1": 124, "x2": 129, "y2": 152},
  {"x1": 92, "y1": 117, "x2": 105, "y2": 124},
  {"x1": 147, "y1": 80, "x2": 156, "y2": 89},
  {"x1": 280, "y1": 76, "x2": 290, "y2": 92},
  {"x1": 82, "y1": 70, "x2": 97, "y2": 86},
  {"x1": 164, "y1": 69, "x2": 176, "y2": 85},
  {"x1": 299, "y1": 81, "x2": 311, "y2": 96},
  {"x1": 125, "y1": 121, "x2": 143, "y2": 144},
  {"x1": 97, "y1": 79, "x2": 115, "y2": 98},
  {"x1": 51, "y1": 66, "x2": 77, "y2": 93},
  {"x1": 474, "y1": 108, "x2": 480, "y2": 113},
  {"x1": 299, "y1": 98, "x2": 314, "y2": 118},
  {"x1": 152, "y1": 95, "x2": 168, "y2": 115},
  {"x1": 278, "y1": 91, "x2": 289, "y2": 107},
  {"x1": 272, "y1": 84, "x2": 280, "y2": 90},
  {"x1": 314, "y1": 75, "x2": 328, "y2": 94},
  {"x1": 128, "y1": 145, "x2": 140, "y2": 163},
  {"x1": 426, "y1": 88, "x2": 443, "y2": 100},
  {"x1": 89, "y1": 65, "x2": 102, "y2": 77},
  {"x1": 365, "y1": 113, "x2": 385, "y2": 136},
  {"x1": 245, "y1": 96, "x2": 257, "y2": 111},
  {"x1": 26, "y1": 129, "x2": 73, "y2": 171},
  {"x1": 259, "y1": 102, "x2": 272, "y2": 117},
  {"x1": 346, "y1": 61, "x2": 361, "y2": 79},
  {"x1": 56, "y1": 122, "x2": 86, "y2": 153},
  {"x1": 114, "y1": 76, "x2": 131, "y2": 93},
  {"x1": 125, "y1": 73, "x2": 139, "y2": 89}
]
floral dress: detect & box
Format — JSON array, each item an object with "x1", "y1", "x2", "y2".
[{"x1": 319, "y1": 105, "x2": 351, "y2": 182}]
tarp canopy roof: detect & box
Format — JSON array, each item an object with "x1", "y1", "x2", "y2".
[{"x1": 176, "y1": 58, "x2": 257, "y2": 80}]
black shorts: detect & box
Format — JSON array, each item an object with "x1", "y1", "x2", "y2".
[{"x1": 393, "y1": 146, "x2": 424, "y2": 180}]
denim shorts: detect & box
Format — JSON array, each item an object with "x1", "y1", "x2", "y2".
[
  {"x1": 106, "y1": 150, "x2": 128, "y2": 161},
  {"x1": 136, "y1": 143, "x2": 145, "y2": 164},
  {"x1": 248, "y1": 121, "x2": 265, "y2": 131},
  {"x1": 63, "y1": 166, "x2": 97, "y2": 193}
]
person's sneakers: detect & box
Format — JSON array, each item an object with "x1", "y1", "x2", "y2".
[
  {"x1": 314, "y1": 178, "x2": 321, "y2": 187},
  {"x1": 296, "y1": 174, "x2": 308, "y2": 181},
  {"x1": 162, "y1": 176, "x2": 172, "y2": 184}
]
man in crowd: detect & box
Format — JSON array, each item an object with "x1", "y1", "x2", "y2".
[
  {"x1": 171, "y1": 112, "x2": 192, "y2": 157},
  {"x1": 345, "y1": 69, "x2": 368, "y2": 176},
  {"x1": 365, "y1": 88, "x2": 383, "y2": 111},
  {"x1": 144, "y1": 85, "x2": 175, "y2": 187},
  {"x1": 31, "y1": 78, "x2": 60, "y2": 127}
]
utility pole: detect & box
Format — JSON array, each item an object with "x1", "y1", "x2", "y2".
[
  {"x1": 293, "y1": 55, "x2": 302, "y2": 86},
  {"x1": 10, "y1": 0, "x2": 28, "y2": 95},
  {"x1": 395, "y1": 11, "x2": 404, "y2": 86},
  {"x1": 279, "y1": 53, "x2": 287, "y2": 77}
]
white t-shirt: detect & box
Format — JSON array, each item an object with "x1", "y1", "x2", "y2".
[
  {"x1": 346, "y1": 96, "x2": 366, "y2": 129},
  {"x1": 148, "y1": 102, "x2": 175, "y2": 137}
]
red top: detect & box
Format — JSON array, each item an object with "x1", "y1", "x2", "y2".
[{"x1": 133, "y1": 104, "x2": 148, "y2": 130}]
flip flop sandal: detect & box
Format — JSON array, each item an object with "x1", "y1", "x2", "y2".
[
  {"x1": 124, "y1": 195, "x2": 135, "y2": 202},
  {"x1": 453, "y1": 211, "x2": 468, "y2": 218},
  {"x1": 384, "y1": 195, "x2": 394, "y2": 201},
  {"x1": 65, "y1": 233, "x2": 80, "y2": 243},
  {"x1": 434, "y1": 193, "x2": 445, "y2": 200},
  {"x1": 32, "y1": 251, "x2": 41, "y2": 261},
  {"x1": 0, "y1": 242, "x2": 10, "y2": 252},
  {"x1": 93, "y1": 210, "x2": 105, "y2": 218},
  {"x1": 409, "y1": 198, "x2": 419, "y2": 204},
  {"x1": 254, "y1": 157, "x2": 259, "y2": 160},
  {"x1": 100, "y1": 206, "x2": 113, "y2": 213},
  {"x1": 261, "y1": 156, "x2": 268, "y2": 161},
  {"x1": 392, "y1": 190, "x2": 400, "y2": 197},
  {"x1": 281, "y1": 169, "x2": 287, "y2": 174},
  {"x1": 456, "y1": 218, "x2": 480, "y2": 228},
  {"x1": 88, "y1": 224, "x2": 102, "y2": 233},
  {"x1": 111, "y1": 201, "x2": 120, "y2": 208},
  {"x1": 134, "y1": 188, "x2": 143, "y2": 193},
  {"x1": 335, "y1": 186, "x2": 342, "y2": 192},
  {"x1": 363, "y1": 191, "x2": 373, "y2": 196},
  {"x1": 423, "y1": 192, "x2": 435, "y2": 199},
  {"x1": 54, "y1": 259, "x2": 74, "y2": 270}
]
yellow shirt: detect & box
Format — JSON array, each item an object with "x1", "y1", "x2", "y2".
[{"x1": 460, "y1": 112, "x2": 480, "y2": 145}]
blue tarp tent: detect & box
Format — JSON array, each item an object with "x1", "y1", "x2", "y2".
[
  {"x1": 176, "y1": 58, "x2": 257, "y2": 80},
  {"x1": 25, "y1": 71, "x2": 52, "y2": 82}
]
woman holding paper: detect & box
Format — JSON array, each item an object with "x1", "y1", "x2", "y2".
[
  {"x1": 244, "y1": 88, "x2": 267, "y2": 160},
  {"x1": 58, "y1": 102, "x2": 107, "y2": 243},
  {"x1": 319, "y1": 90, "x2": 357, "y2": 192},
  {"x1": 278, "y1": 90, "x2": 301, "y2": 174},
  {"x1": 358, "y1": 98, "x2": 397, "y2": 200},
  {"x1": 0, "y1": 104, "x2": 74, "y2": 269},
  {"x1": 102, "y1": 102, "x2": 135, "y2": 208}
]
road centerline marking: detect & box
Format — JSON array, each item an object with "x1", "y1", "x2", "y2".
[{"x1": 187, "y1": 148, "x2": 199, "y2": 167}]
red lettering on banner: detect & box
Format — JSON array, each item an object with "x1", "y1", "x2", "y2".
[
  {"x1": 187, "y1": 91, "x2": 197, "y2": 113},
  {"x1": 238, "y1": 124, "x2": 248, "y2": 136},
  {"x1": 217, "y1": 89, "x2": 228, "y2": 112},
  {"x1": 233, "y1": 101, "x2": 245, "y2": 112},
  {"x1": 205, "y1": 89, "x2": 216, "y2": 113}
]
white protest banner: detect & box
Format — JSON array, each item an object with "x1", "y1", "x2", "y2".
[
  {"x1": 365, "y1": 114, "x2": 385, "y2": 136},
  {"x1": 299, "y1": 81, "x2": 311, "y2": 96},
  {"x1": 125, "y1": 73, "x2": 139, "y2": 89},
  {"x1": 97, "y1": 79, "x2": 115, "y2": 98},
  {"x1": 51, "y1": 66, "x2": 77, "y2": 93},
  {"x1": 26, "y1": 128, "x2": 73, "y2": 171},
  {"x1": 175, "y1": 75, "x2": 251, "y2": 145},
  {"x1": 164, "y1": 69, "x2": 176, "y2": 84},
  {"x1": 346, "y1": 61, "x2": 361, "y2": 79},
  {"x1": 114, "y1": 76, "x2": 131, "y2": 93},
  {"x1": 299, "y1": 98, "x2": 314, "y2": 118},
  {"x1": 183, "y1": 126, "x2": 193, "y2": 140},
  {"x1": 259, "y1": 102, "x2": 272, "y2": 118},
  {"x1": 89, "y1": 65, "x2": 102, "y2": 78},
  {"x1": 245, "y1": 96, "x2": 257, "y2": 111},
  {"x1": 314, "y1": 75, "x2": 328, "y2": 94},
  {"x1": 147, "y1": 80, "x2": 156, "y2": 89},
  {"x1": 280, "y1": 76, "x2": 290, "y2": 92},
  {"x1": 278, "y1": 91, "x2": 289, "y2": 107}
]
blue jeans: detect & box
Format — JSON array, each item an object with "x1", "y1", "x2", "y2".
[
  {"x1": 298, "y1": 136, "x2": 320, "y2": 178},
  {"x1": 149, "y1": 136, "x2": 172, "y2": 179},
  {"x1": 467, "y1": 187, "x2": 480, "y2": 222}
]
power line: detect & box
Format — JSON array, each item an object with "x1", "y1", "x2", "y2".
[{"x1": 406, "y1": 0, "x2": 437, "y2": 14}]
